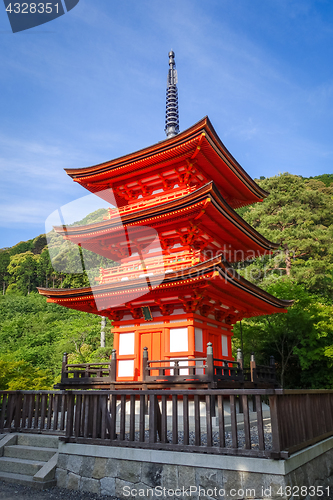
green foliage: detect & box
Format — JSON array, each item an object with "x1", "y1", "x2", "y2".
[
  {"x1": 7, "y1": 251, "x2": 38, "y2": 295},
  {"x1": 9, "y1": 240, "x2": 33, "y2": 256},
  {"x1": 31, "y1": 234, "x2": 47, "y2": 254},
  {"x1": 70, "y1": 208, "x2": 108, "y2": 226},
  {"x1": 0, "y1": 293, "x2": 113, "y2": 387},
  {"x1": 233, "y1": 280, "x2": 333, "y2": 388},
  {"x1": 0, "y1": 250, "x2": 10, "y2": 292},
  {"x1": 232, "y1": 174, "x2": 333, "y2": 387},
  {"x1": 237, "y1": 173, "x2": 333, "y2": 298},
  {"x1": 0, "y1": 359, "x2": 52, "y2": 390},
  {"x1": 307, "y1": 173, "x2": 333, "y2": 187}
]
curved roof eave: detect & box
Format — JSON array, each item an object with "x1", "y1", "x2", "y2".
[
  {"x1": 37, "y1": 256, "x2": 293, "y2": 311},
  {"x1": 51, "y1": 181, "x2": 279, "y2": 253},
  {"x1": 65, "y1": 117, "x2": 268, "y2": 202}
]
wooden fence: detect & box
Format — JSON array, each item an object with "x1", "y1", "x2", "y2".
[
  {"x1": 1, "y1": 389, "x2": 333, "y2": 459},
  {"x1": 57, "y1": 345, "x2": 277, "y2": 389}
]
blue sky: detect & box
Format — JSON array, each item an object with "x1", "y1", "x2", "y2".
[{"x1": 1, "y1": 0, "x2": 333, "y2": 249}]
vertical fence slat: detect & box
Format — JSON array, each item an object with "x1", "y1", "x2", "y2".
[
  {"x1": 21, "y1": 394, "x2": 28, "y2": 430},
  {"x1": 230, "y1": 395, "x2": 238, "y2": 449},
  {"x1": 6, "y1": 394, "x2": 15, "y2": 429},
  {"x1": 183, "y1": 394, "x2": 189, "y2": 446},
  {"x1": 139, "y1": 394, "x2": 145, "y2": 443},
  {"x1": 161, "y1": 395, "x2": 167, "y2": 443},
  {"x1": 84, "y1": 395, "x2": 90, "y2": 438},
  {"x1": 60, "y1": 394, "x2": 66, "y2": 431},
  {"x1": 0, "y1": 393, "x2": 8, "y2": 430},
  {"x1": 325, "y1": 394, "x2": 333, "y2": 432},
  {"x1": 33, "y1": 394, "x2": 40, "y2": 430},
  {"x1": 40, "y1": 394, "x2": 47, "y2": 431},
  {"x1": 52, "y1": 394, "x2": 59, "y2": 431},
  {"x1": 194, "y1": 394, "x2": 200, "y2": 446},
  {"x1": 149, "y1": 394, "x2": 157, "y2": 443},
  {"x1": 206, "y1": 395, "x2": 212, "y2": 447},
  {"x1": 74, "y1": 394, "x2": 82, "y2": 438},
  {"x1": 304, "y1": 393, "x2": 313, "y2": 442},
  {"x1": 269, "y1": 394, "x2": 282, "y2": 455},
  {"x1": 81, "y1": 395, "x2": 86, "y2": 437},
  {"x1": 217, "y1": 395, "x2": 225, "y2": 448},
  {"x1": 119, "y1": 395, "x2": 126, "y2": 441},
  {"x1": 100, "y1": 395, "x2": 107, "y2": 440},
  {"x1": 242, "y1": 395, "x2": 251, "y2": 450},
  {"x1": 172, "y1": 394, "x2": 178, "y2": 445},
  {"x1": 46, "y1": 394, "x2": 53, "y2": 430},
  {"x1": 27, "y1": 394, "x2": 34, "y2": 429},
  {"x1": 255, "y1": 395, "x2": 265, "y2": 451},
  {"x1": 92, "y1": 395, "x2": 98, "y2": 439},
  {"x1": 65, "y1": 394, "x2": 75, "y2": 438},
  {"x1": 110, "y1": 394, "x2": 117, "y2": 441},
  {"x1": 129, "y1": 394, "x2": 135, "y2": 442}
]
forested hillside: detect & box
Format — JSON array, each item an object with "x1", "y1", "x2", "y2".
[
  {"x1": 0, "y1": 173, "x2": 332, "y2": 389},
  {"x1": 234, "y1": 173, "x2": 333, "y2": 388}
]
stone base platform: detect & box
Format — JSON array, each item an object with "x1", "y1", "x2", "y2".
[{"x1": 56, "y1": 437, "x2": 333, "y2": 499}]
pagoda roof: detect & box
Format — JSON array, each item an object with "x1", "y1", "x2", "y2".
[
  {"x1": 38, "y1": 257, "x2": 292, "y2": 319},
  {"x1": 52, "y1": 182, "x2": 278, "y2": 262},
  {"x1": 65, "y1": 117, "x2": 268, "y2": 209}
]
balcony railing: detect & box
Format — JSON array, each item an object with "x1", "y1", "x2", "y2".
[
  {"x1": 95, "y1": 252, "x2": 200, "y2": 284},
  {"x1": 102, "y1": 186, "x2": 196, "y2": 220},
  {"x1": 56, "y1": 344, "x2": 277, "y2": 390}
]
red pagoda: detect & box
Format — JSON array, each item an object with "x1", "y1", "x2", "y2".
[{"x1": 39, "y1": 52, "x2": 291, "y2": 383}]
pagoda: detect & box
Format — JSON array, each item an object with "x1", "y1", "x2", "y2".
[{"x1": 39, "y1": 51, "x2": 292, "y2": 382}]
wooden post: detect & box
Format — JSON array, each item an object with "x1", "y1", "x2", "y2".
[
  {"x1": 100, "y1": 316, "x2": 106, "y2": 348},
  {"x1": 61, "y1": 353, "x2": 68, "y2": 383},
  {"x1": 206, "y1": 343, "x2": 216, "y2": 414},
  {"x1": 250, "y1": 353, "x2": 257, "y2": 411},
  {"x1": 250, "y1": 352, "x2": 256, "y2": 382},
  {"x1": 269, "y1": 393, "x2": 282, "y2": 458},
  {"x1": 237, "y1": 349, "x2": 244, "y2": 413},
  {"x1": 142, "y1": 347, "x2": 149, "y2": 415},
  {"x1": 206, "y1": 342, "x2": 214, "y2": 382},
  {"x1": 237, "y1": 348, "x2": 243, "y2": 369},
  {"x1": 237, "y1": 348, "x2": 244, "y2": 414},
  {"x1": 149, "y1": 394, "x2": 158, "y2": 443},
  {"x1": 110, "y1": 349, "x2": 117, "y2": 384},
  {"x1": 142, "y1": 347, "x2": 148, "y2": 382}
]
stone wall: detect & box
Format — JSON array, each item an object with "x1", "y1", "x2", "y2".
[{"x1": 56, "y1": 437, "x2": 333, "y2": 500}]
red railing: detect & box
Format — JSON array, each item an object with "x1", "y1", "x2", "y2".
[
  {"x1": 57, "y1": 345, "x2": 277, "y2": 390},
  {"x1": 102, "y1": 186, "x2": 196, "y2": 220}
]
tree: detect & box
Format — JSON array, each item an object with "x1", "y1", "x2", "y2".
[
  {"x1": 36, "y1": 248, "x2": 54, "y2": 288},
  {"x1": 7, "y1": 252, "x2": 38, "y2": 294},
  {"x1": 238, "y1": 174, "x2": 333, "y2": 297},
  {"x1": 233, "y1": 280, "x2": 333, "y2": 388},
  {"x1": 32, "y1": 234, "x2": 47, "y2": 255},
  {"x1": 9, "y1": 240, "x2": 33, "y2": 256},
  {"x1": 0, "y1": 359, "x2": 52, "y2": 390},
  {"x1": 0, "y1": 250, "x2": 10, "y2": 295},
  {"x1": 0, "y1": 293, "x2": 113, "y2": 386}
]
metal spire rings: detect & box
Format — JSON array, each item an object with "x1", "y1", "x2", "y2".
[{"x1": 165, "y1": 51, "x2": 179, "y2": 139}]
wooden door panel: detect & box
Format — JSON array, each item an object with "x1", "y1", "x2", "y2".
[{"x1": 140, "y1": 331, "x2": 162, "y2": 378}]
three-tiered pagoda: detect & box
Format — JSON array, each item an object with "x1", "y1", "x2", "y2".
[{"x1": 39, "y1": 52, "x2": 292, "y2": 382}]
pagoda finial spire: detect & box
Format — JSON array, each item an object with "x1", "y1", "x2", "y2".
[{"x1": 165, "y1": 51, "x2": 179, "y2": 139}]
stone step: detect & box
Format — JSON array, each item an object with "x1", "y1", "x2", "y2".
[
  {"x1": 16, "y1": 433, "x2": 59, "y2": 449},
  {"x1": 0, "y1": 456, "x2": 45, "y2": 476},
  {"x1": 0, "y1": 470, "x2": 56, "y2": 489},
  {"x1": 4, "y1": 444, "x2": 56, "y2": 461}
]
